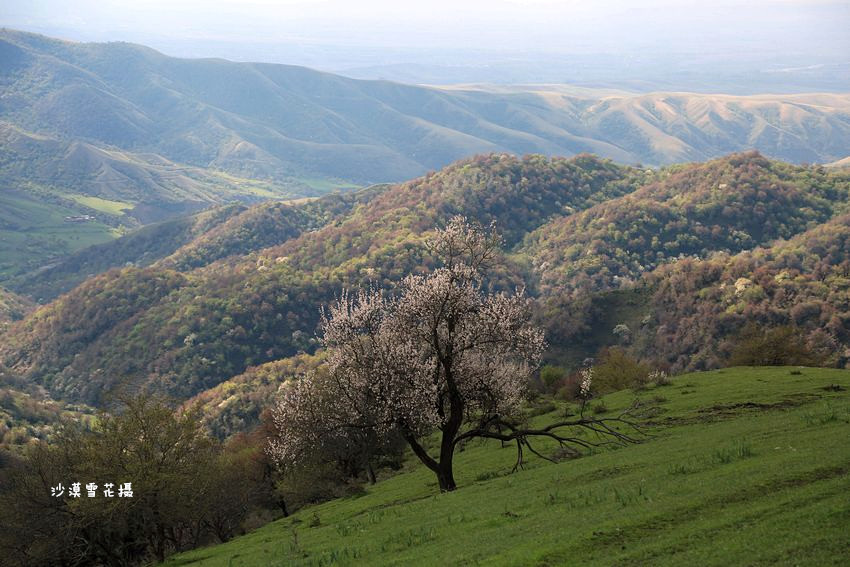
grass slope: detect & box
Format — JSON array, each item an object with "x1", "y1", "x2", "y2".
[
  {"x1": 0, "y1": 187, "x2": 118, "y2": 279},
  {"x1": 165, "y1": 366, "x2": 850, "y2": 566}
]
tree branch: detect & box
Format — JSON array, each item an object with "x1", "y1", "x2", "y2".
[{"x1": 451, "y1": 406, "x2": 647, "y2": 471}]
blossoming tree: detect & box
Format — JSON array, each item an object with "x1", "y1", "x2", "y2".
[{"x1": 269, "y1": 216, "x2": 641, "y2": 492}]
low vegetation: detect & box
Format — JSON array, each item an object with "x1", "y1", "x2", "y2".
[
  {"x1": 0, "y1": 397, "x2": 283, "y2": 565},
  {"x1": 163, "y1": 366, "x2": 850, "y2": 566}
]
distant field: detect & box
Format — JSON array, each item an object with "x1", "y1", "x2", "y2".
[
  {"x1": 164, "y1": 366, "x2": 850, "y2": 566},
  {"x1": 0, "y1": 189, "x2": 116, "y2": 279},
  {"x1": 69, "y1": 194, "x2": 134, "y2": 215}
]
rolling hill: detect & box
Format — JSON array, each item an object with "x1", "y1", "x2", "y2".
[
  {"x1": 0, "y1": 154, "x2": 648, "y2": 405},
  {"x1": 2, "y1": 152, "x2": 849, "y2": 423},
  {"x1": 0, "y1": 122, "x2": 316, "y2": 279},
  {"x1": 524, "y1": 152, "x2": 850, "y2": 295},
  {"x1": 3, "y1": 185, "x2": 387, "y2": 302},
  {"x1": 3, "y1": 28, "x2": 850, "y2": 186},
  {"x1": 639, "y1": 211, "x2": 850, "y2": 372},
  {"x1": 4, "y1": 29, "x2": 850, "y2": 281}
]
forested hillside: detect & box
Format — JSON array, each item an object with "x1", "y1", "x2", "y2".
[
  {"x1": 640, "y1": 212, "x2": 850, "y2": 371},
  {"x1": 524, "y1": 153, "x2": 850, "y2": 295},
  {"x1": 1, "y1": 152, "x2": 848, "y2": 441},
  {"x1": 0, "y1": 154, "x2": 647, "y2": 406},
  {"x1": 0, "y1": 287, "x2": 32, "y2": 332},
  {"x1": 0, "y1": 362, "x2": 94, "y2": 448}
]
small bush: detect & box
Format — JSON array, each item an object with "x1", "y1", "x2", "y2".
[
  {"x1": 527, "y1": 399, "x2": 557, "y2": 417},
  {"x1": 540, "y1": 365, "x2": 568, "y2": 393},
  {"x1": 729, "y1": 325, "x2": 817, "y2": 367},
  {"x1": 592, "y1": 348, "x2": 650, "y2": 394},
  {"x1": 649, "y1": 369, "x2": 672, "y2": 386},
  {"x1": 556, "y1": 371, "x2": 584, "y2": 401}
]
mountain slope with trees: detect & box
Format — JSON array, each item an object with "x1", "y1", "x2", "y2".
[
  {"x1": 0, "y1": 287, "x2": 31, "y2": 332},
  {"x1": 638, "y1": 211, "x2": 850, "y2": 371},
  {"x1": 0, "y1": 154, "x2": 647, "y2": 405},
  {"x1": 4, "y1": 29, "x2": 850, "y2": 281},
  {"x1": 5, "y1": 185, "x2": 387, "y2": 302},
  {"x1": 0, "y1": 152, "x2": 848, "y2": 423},
  {"x1": 2, "y1": 203, "x2": 248, "y2": 301},
  {"x1": 523, "y1": 152, "x2": 850, "y2": 295}
]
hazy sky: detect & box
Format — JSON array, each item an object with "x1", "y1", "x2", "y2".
[{"x1": 3, "y1": 0, "x2": 848, "y2": 57}]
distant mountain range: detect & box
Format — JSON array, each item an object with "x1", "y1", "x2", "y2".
[
  {"x1": 2, "y1": 29, "x2": 850, "y2": 278},
  {"x1": 3, "y1": 29, "x2": 848, "y2": 183}
]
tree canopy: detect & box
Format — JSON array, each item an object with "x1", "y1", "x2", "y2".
[{"x1": 269, "y1": 217, "x2": 643, "y2": 491}]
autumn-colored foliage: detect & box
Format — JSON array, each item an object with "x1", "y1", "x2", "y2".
[{"x1": 0, "y1": 152, "x2": 848, "y2": 432}]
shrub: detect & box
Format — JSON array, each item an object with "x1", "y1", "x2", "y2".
[
  {"x1": 648, "y1": 369, "x2": 672, "y2": 386},
  {"x1": 540, "y1": 365, "x2": 568, "y2": 393},
  {"x1": 555, "y1": 370, "x2": 586, "y2": 401},
  {"x1": 592, "y1": 347, "x2": 651, "y2": 393},
  {"x1": 729, "y1": 324, "x2": 817, "y2": 367}
]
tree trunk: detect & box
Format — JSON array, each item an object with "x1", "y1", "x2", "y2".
[
  {"x1": 403, "y1": 427, "x2": 459, "y2": 491},
  {"x1": 277, "y1": 495, "x2": 289, "y2": 517},
  {"x1": 436, "y1": 459, "x2": 457, "y2": 492},
  {"x1": 437, "y1": 368, "x2": 463, "y2": 492}
]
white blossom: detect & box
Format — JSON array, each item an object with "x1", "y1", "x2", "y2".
[
  {"x1": 268, "y1": 217, "x2": 545, "y2": 490},
  {"x1": 579, "y1": 366, "x2": 593, "y2": 399}
]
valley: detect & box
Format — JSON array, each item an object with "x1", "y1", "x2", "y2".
[{"x1": 0, "y1": 20, "x2": 848, "y2": 566}]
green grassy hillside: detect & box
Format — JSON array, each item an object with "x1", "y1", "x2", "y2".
[
  {"x1": 1, "y1": 204, "x2": 249, "y2": 301},
  {"x1": 0, "y1": 121, "x2": 323, "y2": 279},
  {"x1": 0, "y1": 185, "x2": 120, "y2": 279},
  {"x1": 164, "y1": 366, "x2": 850, "y2": 566}
]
